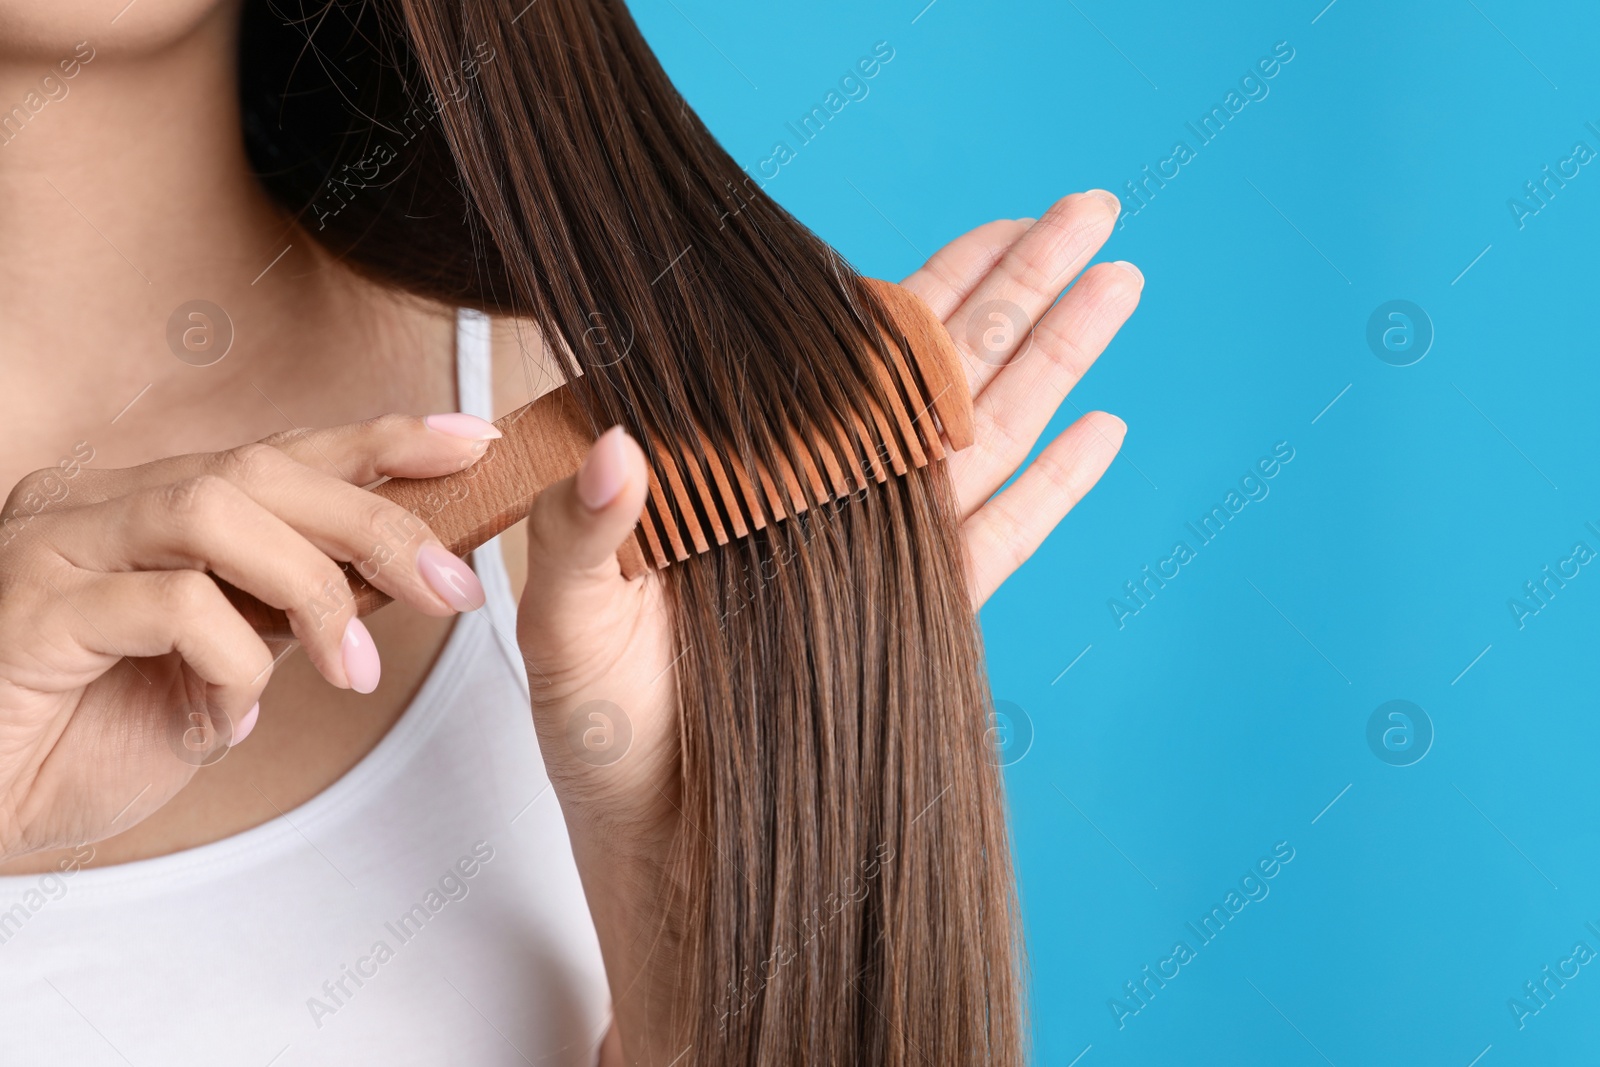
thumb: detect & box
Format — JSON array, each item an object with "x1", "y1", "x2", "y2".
[{"x1": 524, "y1": 425, "x2": 652, "y2": 597}]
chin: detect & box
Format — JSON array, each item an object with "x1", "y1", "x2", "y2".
[{"x1": 0, "y1": 0, "x2": 233, "y2": 64}]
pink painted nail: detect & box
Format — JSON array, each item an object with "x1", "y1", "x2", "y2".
[
  {"x1": 416, "y1": 542, "x2": 486, "y2": 612},
  {"x1": 424, "y1": 412, "x2": 502, "y2": 440},
  {"x1": 342, "y1": 617, "x2": 381, "y2": 694},
  {"x1": 228, "y1": 702, "x2": 260, "y2": 747},
  {"x1": 577, "y1": 426, "x2": 629, "y2": 511}
]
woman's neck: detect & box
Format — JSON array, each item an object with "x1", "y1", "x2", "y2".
[{"x1": 0, "y1": 7, "x2": 450, "y2": 483}]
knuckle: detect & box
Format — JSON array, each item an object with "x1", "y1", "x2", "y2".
[
  {"x1": 922, "y1": 257, "x2": 965, "y2": 302},
  {"x1": 1042, "y1": 456, "x2": 1089, "y2": 501},
  {"x1": 4, "y1": 468, "x2": 73, "y2": 526},
  {"x1": 357, "y1": 497, "x2": 425, "y2": 554},
  {"x1": 1007, "y1": 541, "x2": 1032, "y2": 576},
  {"x1": 975, "y1": 403, "x2": 1026, "y2": 461},
  {"x1": 999, "y1": 244, "x2": 1063, "y2": 302},
  {"x1": 1032, "y1": 317, "x2": 1092, "y2": 376},
  {"x1": 955, "y1": 233, "x2": 1015, "y2": 286},
  {"x1": 215, "y1": 442, "x2": 284, "y2": 484},
  {"x1": 343, "y1": 414, "x2": 412, "y2": 457},
  {"x1": 295, "y1": 561, "x2": 353, "y2": 629},
  {"x1": 994, "y1": 518, "x2": 1033, "y2": 575},
  {"x1": 0, "y1": 555, "x2": 57, "y2": 619},
  {"x1": 1048, "y1": 432, "x2": 1110, "y2": 501},
  {"x1": 364, "y1": 412, "x2": 414, "y2": 439},
  {"x1": 8, "y1": 468, "x2": 58, "y2": 507},
  {"x1": 162, "y1": 474, "x2": 236, "y2": 522},
  {"x1": 0, "y1": 524, "x2": 52, "y2": 588},
  {"x1": 156, "y1": 569, "x2": 220, "y2": 616},
  {"x1": 991, "y1": 415, "x2": 1024, "y2": 457},
  {"x1": 1085, "y1": 263, "x2": 1142, "y2": 311},
  {"x1": 1006, "y1": 205, "x2": 1104, "y2": 294},
  {"x1": 932, "y1": 220, "x2": 1020, "y2": 285},
  {"x1": 260, "y1": 426, "x2": 312, "y2": 451},
  {"x1": 524, "y1": 495, "x2": 570, "y2": 566},
  {"x1": 1004, "y1": 538, "x2": 1028, "y2": 574}
]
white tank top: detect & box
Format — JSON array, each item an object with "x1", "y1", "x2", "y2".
[{"x1": 0, "y1": 312, "x2": 611, "y2": 1066}]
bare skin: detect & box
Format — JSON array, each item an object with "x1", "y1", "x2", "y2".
[{"x1": 0, "y1": 1, "x2": 1142, "y2": 1062}]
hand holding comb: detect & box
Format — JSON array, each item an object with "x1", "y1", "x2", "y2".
[{"x1": 227, "y1": 279, "x2": 973, "y2": 640}]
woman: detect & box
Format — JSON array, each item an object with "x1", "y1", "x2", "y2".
[{"x1": 0, "y1": 0, "x2": 1141, "y2": 1061}]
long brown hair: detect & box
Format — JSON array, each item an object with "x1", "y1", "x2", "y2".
[{"x1": 241, "y1": 1, "x2": 1025, "y2": 1061}]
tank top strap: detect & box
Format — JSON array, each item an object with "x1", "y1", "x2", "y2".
[
  {"x1": 454, "y1": 307, "x2": 495, "y2": 420},
  {"x1": 454, "y1": 308, "x2": 530, "y2": 697}
]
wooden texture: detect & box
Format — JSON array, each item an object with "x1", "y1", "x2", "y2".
[{"x1": 230, "y1": 280, "x2": 972, "y2": 640}]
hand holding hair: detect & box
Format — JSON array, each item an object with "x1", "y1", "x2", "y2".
[{"x1": 510, "y1": 195, "x2": 1141, "y2": 1064}]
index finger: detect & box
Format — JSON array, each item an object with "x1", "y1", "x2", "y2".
[
  {"x1": 945, "y1": 191, "x2": 1120, "y2": 396},
  {"x1": 60, "y1": 412, "x2": 500, "y2": 506},
  {"x1": 264, "y1": 412, "x2": 501, "y2": 486},
  {"x1": 899, "y1": 218, "x2": 1033, "y2": 321}
]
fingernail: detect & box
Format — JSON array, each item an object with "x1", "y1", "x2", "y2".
[
  {"x1": 577, "y1": 426, "x2": 629, "y2": 511},
  {"x1": 417, "y1": 542, "x2": 486, "y2": 612},
  {"x1": 228, "y1": 702, "x2": 260, "y2": 747},
  {"x1": 1086, "y1": 189, "x2": 1121, "y2": 215},
  {"x1": 1113, "y1": 260, "x2": 1144, "y2": 287},
  {"x1": 1017, "y1": 217, "x2": 1038, "y2": 227},
  {"x1": 342, "y1": 617, "x2": 381, "y2": 694},
  {"x1": 424, "y1": 413, "x2": 502, "y2": 440},
  {"x1": 1104, "y1": 414, "x2": 1129, "y2": 443}
]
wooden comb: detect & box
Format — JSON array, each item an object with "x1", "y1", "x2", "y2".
[{"x1": 229, "y1": 279, "x2": 972, "y2": 640}]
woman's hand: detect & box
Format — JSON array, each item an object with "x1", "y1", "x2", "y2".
[
  {"x1": 0, "y1": 413, "x2": 500, "y2": 860},
  {"x1": 902, "y1": 189, "x2": 1142, "y2": 604},
  {"x1": 514, "y1": 191, "x2": 1141, "y2": 1060},
  {"x1": 520, "y1": 189, "x2": 1140, "y2": 835}
]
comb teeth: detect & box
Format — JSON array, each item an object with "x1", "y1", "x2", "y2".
[
  {"x1": 226, "y1": 279, "x2": 973, "y2": 641},
  {"x1": 631, "y1": 278, "x2": 972, "y2": 574}
]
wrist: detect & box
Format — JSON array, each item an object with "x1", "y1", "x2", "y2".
[{"x1": 563, "y1": 812, "x2": 690, "y2": 1065}]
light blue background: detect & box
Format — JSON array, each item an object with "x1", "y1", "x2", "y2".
[{"x1": 634, "y1": 1, "x2": 1600, "y2": 1063}]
